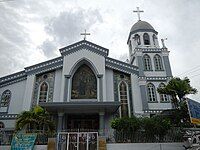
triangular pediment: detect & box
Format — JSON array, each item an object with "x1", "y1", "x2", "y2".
[{"x1": 59, "y1": 40, "x2": 109, "y2": 57}]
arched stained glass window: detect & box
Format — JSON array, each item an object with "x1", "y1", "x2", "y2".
[
  {"x1": 39, "y1": 82, "x2": 48, "y2": 102},
  {"x1": 71, "y1": 64, "x2": 97, "y2": 99},
  {"x1": 143, "y1": 33, "x2": 150, "y2": 45},
  {"x1": 1, "y1": 90, "x2": 11, "y2": 107},
  {"x1": 147, "y1": 83, "x2": 157, "y2": 102},
  {"x1": 119, "y1": 81, "x2": 129, "y2": 117},
  {"x1": 154, "y1": 54, "x2": 163, "y2": 71},
  {"x1": 159, "y1": 83, "x2": 169, "y2": 102},
  {"x1": 143, "y1": 54, "x2": 152, "y2": 71},
  {"x1": 134, "y1": 34, "x2": 141, "y2": 45}
]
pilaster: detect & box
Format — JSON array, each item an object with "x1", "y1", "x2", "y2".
[
  {"x1": 97, "y1": 74, "x2": 103, "y2": 102},
  {"x1": 57, "y1": 112, "x2": 64, "y2": 132},
  {"x1": 63, "y1": 75, "x2": 71, "y2": 102},
  {"x1": 99, "y1": 112, "x2": 105, "y2": 136},
  {"x1": 22, "y1": 75, "x2": 36, "y2": 111}
]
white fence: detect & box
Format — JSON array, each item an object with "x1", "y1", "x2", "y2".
[{"x1": 57, "y1": 132, "x2": 98, "y2": 150}]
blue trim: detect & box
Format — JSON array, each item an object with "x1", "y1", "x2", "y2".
[
  {"x1": 0, "y1": 113, "x2": 18, "y2": 120},
  {"x1": 146, "y1": 76, "x2": 169, "y2": 82},
  {"x1": 0, "y1": 57, "x2": 63, "y2": 86},
  {"x1": 0, "y1": 77, "x2": 27, "y2": 88},
  {"x1": 134, "y1": 48, "x2": 163, "y2": 53},
  {"x1": 144, "y1": 109, "x2": 164, "y2": 113},
  {"x1": 60, "y1": 40, "x2": 109, "y2": 57},
  {"x1": 140, "y1": 85, "x2": 149, "y2": 110},
  {"x1": 148, "y1": 101, "x2": 159, "y2": 103},
  {"x1": 160, "y1": 101, "x2": 171, "y2": 103},
  {"x1": 0, "y1": 71, "x2": 26, "y2": 85},
  {"x1": 25, "y1": 57, "x2": 63, "y2": 75},
  {"x1": 105, "y1": 57, "x2": 139, "y2": 75},
  {"x1": 137, "y1": 56, "x2": 145, "y2": 76},
  {"x1": 163, "y1": 56, "x2": 172, "y2": 77}
]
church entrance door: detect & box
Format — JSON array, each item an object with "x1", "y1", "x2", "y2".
[{"x1": 67, "y1": 114, "x2": 99, "y2": 131}]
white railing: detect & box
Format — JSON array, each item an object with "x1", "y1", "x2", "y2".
[{"x1": 57, "y1": 132, "x2": 98, "y2": 150}]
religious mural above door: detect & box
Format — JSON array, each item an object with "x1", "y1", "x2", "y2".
[{"x1": 71, "y1": 64, "x2": 97, "y2": 99}]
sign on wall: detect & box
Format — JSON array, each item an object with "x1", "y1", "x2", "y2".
[
  {"x1": 11, "y1": 133, "x2": 37, "y2": 150},
  {"x1": 187, "y1": 98, "x2": 200, "y2": 125}
]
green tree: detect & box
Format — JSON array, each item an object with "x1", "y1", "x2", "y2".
[
  {"x1": 157, "y1": 77, "x2": 197, "y2": 109},
  {"x1": 157, "y1": 77, "x2": 197, "y2": 127},
  {"x1": 111, "y1": 116, "x2": 172, "y2": 142},
  {"x1": 141, "y1": 116, "x2": 171, "y2": 141},
  {"x1": 111, "y1": 117, "x2": 140, "y2": 132},
  {"x1": 15, "y1": 106, "x2": 55, "y2": 134}
]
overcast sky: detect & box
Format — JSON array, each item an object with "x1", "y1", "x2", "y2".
[{"x1": 0, "y1": 0, "x2": 200, "y2": 100}]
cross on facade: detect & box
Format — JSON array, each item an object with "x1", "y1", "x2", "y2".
[
  {"x1": 80, "y1": 29, "x2": 90, "y2": 40},
  {"x1": 133, "y1": 7, "x2": 144, "y2": 21}
]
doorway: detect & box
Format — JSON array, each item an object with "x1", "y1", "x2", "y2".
[{"x1": 67, "y1": 114, "x2": 99, "y2": 131}]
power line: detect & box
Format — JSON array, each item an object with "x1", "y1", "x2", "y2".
[
  {"x1": 177, "y1": 65, "x2": 200, "y2": 76},
  {"x1": 190, "y1": 73, "x2": 200, "y2": 79},
  {"x1": 0, "y1": 0, "x2": 14, "y2": 2}
]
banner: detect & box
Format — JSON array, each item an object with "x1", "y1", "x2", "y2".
[
  {"x1": 11, "y1": 133, "x2": 37, "y2": 150},
  {"x1": 187, "y1": 98, "x2": 200, "y2": 125}
]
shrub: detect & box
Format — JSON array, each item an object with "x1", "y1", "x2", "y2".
[{"x1": 111, "y1": 116, "x2": 140, "y2": 132}]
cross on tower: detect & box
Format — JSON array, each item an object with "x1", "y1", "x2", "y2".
[
  {"x1": 80, "y1": 29, "x2": 90, "y2": 40},
  {"x1": 133, "y1": 7, "x2": 144, "y2": 21}
]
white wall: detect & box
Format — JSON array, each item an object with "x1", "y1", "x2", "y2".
[
  {"x1": 131, "y1": 74, "x2": 143, "y2": 114},
  {"x1": 61, "y1": 49, "x2": 106, "y2": 102},
  {"x1": 0, "y1": 80, "x2": 26, "y2": 114},
  {"x1": 22, "y1": 75, "x2": 35, "y2": 111},
  {"x1": 0, "y1": 119, "x2": 16, "y2": 128},
  {"x1": 107, "y1": 143, "x2": 184, "y2": 150},
  {"x1": 53, "y1": 69, "x2": 62, "y2": 102},
  {"x1": 105, "y1": 69, "x2": 114, "y2": 101}
]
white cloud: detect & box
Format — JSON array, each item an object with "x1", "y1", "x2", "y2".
[{"x1": 0, "y1": 0, "x2": 200, "y2": 100}]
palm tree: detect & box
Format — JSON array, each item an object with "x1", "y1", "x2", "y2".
[
  {"x1": 157, "y1": 77, "x2": 197, "y2": 109},
  {"x1": 158, "y1": 77, "x2": 197, "y2": 127},
  {"x1": 15, "y1": 106, "x2": 55, "y2": 134}
]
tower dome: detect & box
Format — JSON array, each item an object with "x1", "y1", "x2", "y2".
[
  {"x1": 130, "y1": 20, "x2": 157, "y2": 33},
  {"x1": 127, "y1": 20, "x2": 158, "y2": 44}
]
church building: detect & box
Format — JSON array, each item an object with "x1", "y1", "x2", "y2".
[{"x1": 0, "y1": 10, "x2": 173, "y2": 135}]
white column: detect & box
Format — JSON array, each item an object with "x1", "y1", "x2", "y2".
[
  {"x1": 131, "y1": 74, "x2": 144, "y2": 115},
  {"x1": 22, "y1": 75, "x2": 35, "y2": 111},
  {"x1": 97, "y1": 74, "x2": 103, "y2": 101},
  {"x1": 57, "y1": 112, "x2": 64, "y2": 132},
  {"x1": 99, "y1": 112, "x2": 105, "y2": 136},
  {"x1": 63, "y1": 75, "x2": 71, "y2": 102}
]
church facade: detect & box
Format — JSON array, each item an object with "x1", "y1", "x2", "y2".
[{"x1": 0, "y1": 18, "x2": 172, "y2": 135}]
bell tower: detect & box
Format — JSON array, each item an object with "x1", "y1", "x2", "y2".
[{"x1": 128, "y1": 7, "x2": 173, "y2": 115}]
